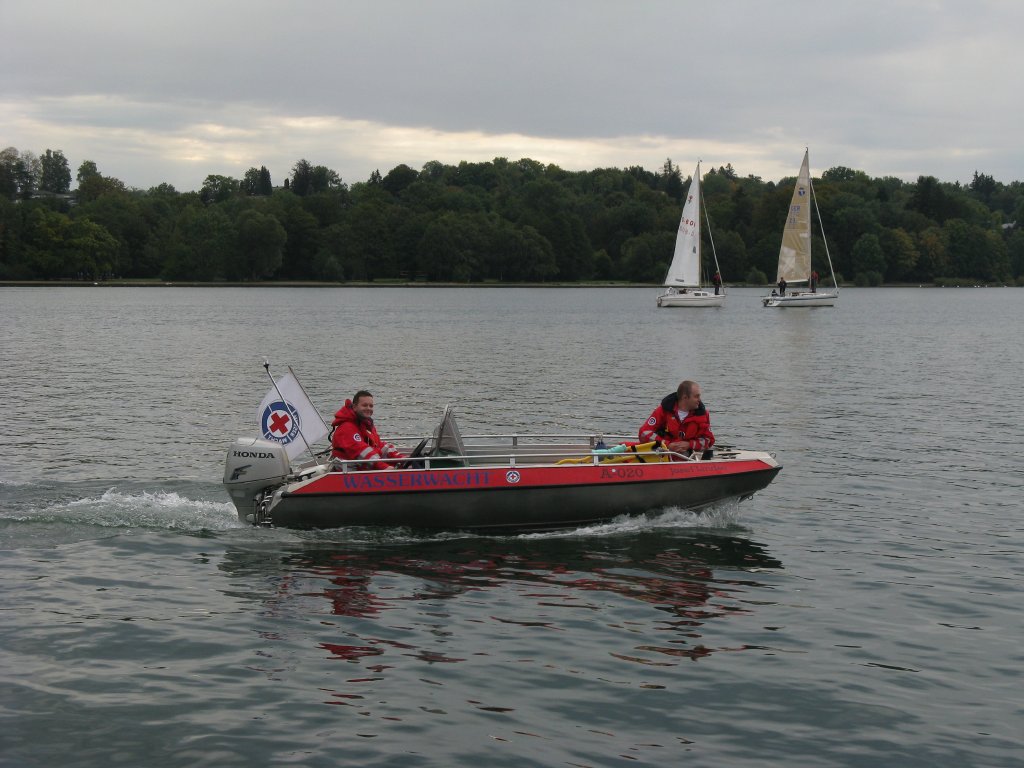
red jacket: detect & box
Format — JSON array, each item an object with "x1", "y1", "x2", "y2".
[
  {"x1": 330, "y1": 400, "x2": 405, "y2": 470},
  {"x1": 639, "y1": 393, "x2": 715, "y2": 452}
]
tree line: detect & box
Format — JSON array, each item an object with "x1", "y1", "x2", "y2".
[{"x1": 1, "y1": 146, "x2": 1022, "y2": 285}]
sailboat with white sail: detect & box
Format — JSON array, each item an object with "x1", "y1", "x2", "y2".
[
  {"x1": 657, "y1": 162, "x2": 725, "y2": 308},
  {"x1": 762, "y1": 149, "x2": 839, "y2": 308}
]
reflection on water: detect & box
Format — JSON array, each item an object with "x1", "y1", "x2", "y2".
[{"x1": 220, "y1": 530, "x2": 784, "y2": 672}]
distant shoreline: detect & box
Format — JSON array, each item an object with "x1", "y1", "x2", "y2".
[
  {"x1": 1, "y1": 280, "x2": 1008, "y2": 289},
  {"x1": 0, "y1": 279, "x2": 649, "y2": 288}
]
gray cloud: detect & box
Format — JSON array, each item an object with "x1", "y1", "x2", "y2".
[{"x1": 3, "y1": 0, "x2": 1021, "y2": 191}]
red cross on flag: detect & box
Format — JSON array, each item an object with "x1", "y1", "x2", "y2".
[{"x1": 256, "y1": 369, "x2": 329, "y2": 459}]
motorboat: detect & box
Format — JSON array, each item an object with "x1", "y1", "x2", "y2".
[{"x1": 223, "y1": 406, "x2": 782, "y2": 532}]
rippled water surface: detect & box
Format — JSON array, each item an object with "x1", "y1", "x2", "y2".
[{"x1": 2, "y1": 286, "x2": 1022, "y2": 767}]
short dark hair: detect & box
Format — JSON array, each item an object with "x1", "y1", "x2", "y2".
[
  {"x1": 353, "y1": 390, "x2": 373, "y2": 405},
  {"x1": 676, "y1": 380, "x2": 697, "y2": 399}
]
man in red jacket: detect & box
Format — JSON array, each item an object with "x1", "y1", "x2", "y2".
[
  {"x1": 330, "y1": 391, "x2": 406, "y2": 470},
  {"x1": 638, "y1": 380, "x2": 715, "y2": 459}
]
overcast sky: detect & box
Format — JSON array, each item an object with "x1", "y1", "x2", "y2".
[{"x1": 3, "y1": 0, "x2": 1021, "y2": 192}]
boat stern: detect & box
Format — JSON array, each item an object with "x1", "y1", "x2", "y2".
[{"x1": 223, "y1": 438, "x2": 291, "y2": 522}]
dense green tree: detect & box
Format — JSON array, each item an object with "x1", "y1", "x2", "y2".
[
  {"x1": 727, "y1": 184, "x2": 756, "y2": 245},
  {"x1": 22, "y1": 207, "x2": 67, "y2": 276},
  {"x1": 382, "y1": 164, "x2": 419, "y2": 196},
  {"x1": 273, "y1": 201, "x2": 322, "y2": 279},
  {"x1": 513, "y1": 224, "x2": 559, "y2": 281},
  {"x1": 822, "y1": 166, "x2": 860, "y2": 183},
  {"x1": 828, "y1": 193, "x2": 879, "y2": 257},
  {"x1": 74, "y1": 192, "x2": 151, "y2": 277},
  {"x1": 160, "y1": 206, "x2": 234, "y2": 281},
  {"x1": 911, "y1": 176, "x2": 973, "y2": 223},
  {"x1": 0, "y1": 147, "x2": 22, "y2": 200},
  {"x1": 748, "y1": 232, "x2": 782, "y2": 281},
  {"x1": 39, "y1": 150, "x2": 72, "y2": 194},
  {"x1": 588, "y1": 199, "x2": 658, "y2": 265},
  {"x1": 592, "y1": 248, "x2": 614, "y2": 280},
  {"x1": 232, "y1": 209, "x2": 286, "y2": 280},
  {"x1": 660, "y1": 159, "x2": 684, "y2": 202},
  {"x1": 76, "y1": 173, "x2": 127, "y2": 204},
  {"x1": 620, "y1": 231, "x2": 674, "y2": 283},
  {"x1": 310, "y1": 165, "x2": 342, "y2": 194},
  {"x1": 290, "y1": 159, "x2": 314, "y2": 196},
  {"x1": 201, "y1": 175, "x2": 239, "y2": 204},
  {"x1": 0, "y1": 150, "x2": 1020, "y2": 285},
  {"x1": 418, "y1": 212, "x2": 489, "y2": 281},
  {"x1": 851, "y1": 233, "x2": 887, "y2": 281},
  {"x1": 77, "y1": 160, "x2": 99, "y2": 184},
  {"x1": 1006, "y1": 229, "x2": 1024, "y2": 281},
  {"x1": 970, "y1": 171, "x2": 996, "y2": 205},
  {"x1": 879, "y1": 227, "x2": 918, "y2": 281},
  {"x1": 913, "y1": 227, "x2": 949, "y2": 281},
  {"x1": 59, "y1": 218, "x2": 119, "y2": 278},
  {"x1": 0, "y1": 147, "x2": 38, "y2": 200},
  {"x1": 710, "y1": 230, "x2": 748, "y2": 282},
  {"x1": 17, "y1": 206, "x2": 117, "y2": 279},
  {"x1": 302, "y1": 188, "x2": 350, "y2": 228},
  {"x1": 0, "y1": 197, "x2": 29, "y2": 278},
  {"x1": 242, "y1": 166, "x2": 273, "y2": 196},
  {"x1": 944, "y1": 219, "x2": 1010, "y2": 281},
  {"x1": 513, "y1": 179, "x2": 593, "y2": 279}
]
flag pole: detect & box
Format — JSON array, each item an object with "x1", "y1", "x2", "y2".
[
  {"x1": 287, "y1": 366, "x2": 329, "y2": 434},
  {"x1": 263, "y1": 360, "x2": 317, "y2": 460}
]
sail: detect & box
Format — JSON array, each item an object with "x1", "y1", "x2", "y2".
[
  {"x1": 777, "y1": 150, "x2": 812, "y2": 284},
  {"x1": 663, "y1": 163, "x2": 702, "y2": 287}
]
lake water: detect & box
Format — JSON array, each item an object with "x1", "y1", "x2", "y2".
[{"x1": 1, "y1": 285, "x2": 1022, "y2": 767}]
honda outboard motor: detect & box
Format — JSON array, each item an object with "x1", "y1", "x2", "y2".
[{"x1": 223, "y1": 438, "x2": 291, "y2": 521}]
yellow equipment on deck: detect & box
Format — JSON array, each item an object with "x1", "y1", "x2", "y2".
[{"x1": 556, "y1": 441, "x2": 668, "y2": 465}]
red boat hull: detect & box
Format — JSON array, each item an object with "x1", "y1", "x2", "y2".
[{"x1": 270, "y1": 457, "x2": 782, "y2": 531}]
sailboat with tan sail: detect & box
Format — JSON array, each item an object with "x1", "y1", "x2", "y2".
[{"x1": 762, "y1": 149, "x2": 839, "y2": 308}]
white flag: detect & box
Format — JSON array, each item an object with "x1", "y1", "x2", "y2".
[{"x1": 256, "y1": 370, "x2": 329, "y2": 459}]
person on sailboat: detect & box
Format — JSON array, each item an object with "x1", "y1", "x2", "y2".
[
  {"x1": 330, "y1": 391, "x2": 406, "y2": 470},
  {"x1": 778, "y1": 277, "x2": 787, "y2": 296},
  {"x1": 712, "y1": 272, "x2": 722, "y2": 295},
  {"x1": 810, "y1": 270, "x2": 818, "y2": 292},
  {"x1": 638, "y1": 380, "x2": 715, "y2": 459}
]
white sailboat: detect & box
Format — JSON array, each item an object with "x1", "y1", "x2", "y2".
[
  {"x1": 762, "y1": 149, "x2": 839, "y2": 308},
  {"x1": 657, "y1": 162, "x2": 725, "y2": 308}
]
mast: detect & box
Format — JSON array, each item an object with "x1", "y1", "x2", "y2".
[
  {"x1": 694, "y1": 161, "x2": 703, "y2": 288},
  {"x1": 808, "y1": 162, "x2": 839, "y2": 293},
  {"x1": 700, "y1": 161, "x2": 724, "y2": 292}
]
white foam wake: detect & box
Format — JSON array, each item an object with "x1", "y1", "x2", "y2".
[{"x1": 16, "y1": 489, "x2": 243, "y2": 531}]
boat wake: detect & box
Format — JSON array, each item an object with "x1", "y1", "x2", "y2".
[
  {"x1": 1, "y1": 479, "x2": 747, "y2": 545},
  {"x1": 1, "y1": 486, "x2": 243, "y2": 532},
  {"x1": 66, "y1": 489, "x2": 242, "y2": 530},
  {"x1": 519, "y1": 502, "x2": 745, "y2": 540}
]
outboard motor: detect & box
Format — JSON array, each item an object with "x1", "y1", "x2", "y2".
[{"x1": 223, "y1": 438, "x2": 291, "y2": 522}]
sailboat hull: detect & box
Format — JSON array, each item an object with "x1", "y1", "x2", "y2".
[
  {"x1": 762, "y1": 291, "x2": 837, "y2": 308},
  {"x1": 658, "y1": 291, "x2": 724, "y2": 308}
]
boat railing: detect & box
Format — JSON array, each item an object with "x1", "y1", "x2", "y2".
[
  {"x1": 322, "y1": 443, "x2": 713, "y2": 473},
  {"x1": 393, "y1": 432, "x2": 634, "y2": 447},
  {"x1": 295, "y1": 436, "x2": 740, "y2": 477}
]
